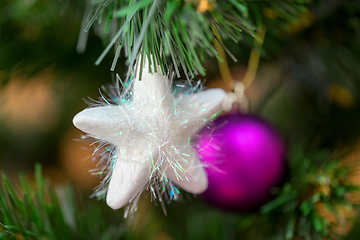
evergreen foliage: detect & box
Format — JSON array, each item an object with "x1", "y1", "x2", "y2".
[
  {"x1": 84, "y1": 0, "x2": 311, "y2": 78},
  {"x1": 0, "y1": 164, "x2": 128, "y2": 240}
]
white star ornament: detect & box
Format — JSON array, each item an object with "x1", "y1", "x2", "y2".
[{"x1": 73, "y1": 59, "x2": 226, "y2": 210}]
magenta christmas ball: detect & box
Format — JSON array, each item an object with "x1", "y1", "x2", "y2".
[{"x1": 194, "y1": 113, "x2": 286, "y2": 212}]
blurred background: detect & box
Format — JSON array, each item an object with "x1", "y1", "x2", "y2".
[
  {"x1": 0, "y1": 0, "x2": 116, "y2": 192},
  {"x1": 1, "y1": 0, "x2": 360, "y2": 239}
]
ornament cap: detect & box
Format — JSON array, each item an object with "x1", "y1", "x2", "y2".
[{"x1": 222, "y1": 81, "x2": 249, "y2": 113}]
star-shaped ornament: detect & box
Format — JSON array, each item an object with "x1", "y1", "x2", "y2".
[{"x1": 73, "y1": 57, "x2": 226, "y2": 211}]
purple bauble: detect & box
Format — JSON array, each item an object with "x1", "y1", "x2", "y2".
[{"x1": 195, "y1": 112, "x2": 286, "y2": 212}]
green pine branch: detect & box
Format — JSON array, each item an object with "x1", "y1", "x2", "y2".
[
  {"x1": 83, "y1": 0, "x2": 254, "y2": 78},
  {"x1": 82, "y1": 0, "x2": 310, "y2": 78},
  {"x1": 260, "y1": 149, "x2": 360, "y2": 239},
  {"x1": 0, "y1": 164, "x2": 128, "y2": 240}
]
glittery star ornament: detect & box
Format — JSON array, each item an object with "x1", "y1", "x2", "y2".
[{"x1": 73, "y1": 56, "x2": 226, "y2": 211}]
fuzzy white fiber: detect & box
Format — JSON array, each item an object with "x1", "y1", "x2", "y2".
[{"x1": 73, "y1": 56, "x2": 226, "y2": 213}]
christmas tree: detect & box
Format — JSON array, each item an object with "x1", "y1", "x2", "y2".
[{"x1": 1, "y1": 0, "x2": 360, "y2": 239}]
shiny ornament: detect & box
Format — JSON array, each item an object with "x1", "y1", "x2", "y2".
[
  {"x1": 73, "y1": 56, "x2": 226, "y2": 212},
  {"x1": 195, "y1": 112, "x2": 286, "y2": 212}
]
